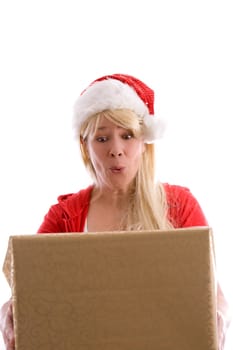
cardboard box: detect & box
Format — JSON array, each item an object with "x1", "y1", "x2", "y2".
[{"x1": 3, "y1": 227, "x2": 217, "y2": 350}]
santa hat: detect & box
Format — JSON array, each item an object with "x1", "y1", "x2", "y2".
[{"x1": 73, "y1": 74, "x2": 165, "y2": 143}]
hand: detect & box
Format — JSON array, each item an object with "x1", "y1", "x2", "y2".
[
  {"x1": 217, "y1": 283, "x2": 232, "y2": 350},
  {"x1": 0, "y1": 299, "x2": 15, "y2": 350}
]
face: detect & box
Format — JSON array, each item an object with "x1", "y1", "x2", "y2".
[{"x1": 84, "y1": 116, "x2": 145, "y2": 191}]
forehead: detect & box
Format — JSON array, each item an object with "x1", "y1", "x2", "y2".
[{"x1": 96, "y1": 116, "x2": 124, "y2": 130}]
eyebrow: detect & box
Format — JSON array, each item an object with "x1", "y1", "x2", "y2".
[
  {"x1": 97, "y1": 126, "x2": 107, "y2": 130},
  {"x1": 97, "y1": 125, "x2": 123, "y2": 130}
]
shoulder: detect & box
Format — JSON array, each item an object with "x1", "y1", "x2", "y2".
[
  {"x1": 162, "y1": 182, "x2": 200, "y2": 208},
  {"x1": 37, "y1": 185, "x2": 94, "y2": 233},
  {"x1": 162, "y1": 182, "x2": 208, "y2": 227},
  {"x1": 55, "y1": 185, "x2": 94, "y2": 215},
  {"x1": 163, "y1": 183, "x2": 192, "y2": 202},
  {"x1": 57, "y1": 185, "x2": 93, "y2": 205},
  {"x1": 41, "y1": 185, "x2": 94, "y2": 219}
]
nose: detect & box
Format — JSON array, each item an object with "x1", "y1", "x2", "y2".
[
  {"x1": 110, "y1": 150, "x2": 123, "y2": 157},
  {"x1": 109, "y1": 139, "x2": 123, "y2": 157}
]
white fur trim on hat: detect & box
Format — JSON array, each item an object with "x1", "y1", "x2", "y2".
[
  {"x1": 143, "y1": 114, "x2": 166, "y2": 143},
  {"x1": 73, "y1": 78, "x2": 165, "y2": 143}
]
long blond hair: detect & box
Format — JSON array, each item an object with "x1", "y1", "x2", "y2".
[{"x1": 79, "y1": 109, "x2": 173, "y2": 230}]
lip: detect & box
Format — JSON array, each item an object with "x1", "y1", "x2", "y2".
[{"x1": 109, "y1": 166, "x2": 125, "y2": 173}]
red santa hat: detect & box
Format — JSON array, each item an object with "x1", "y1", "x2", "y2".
[{"x1": 73, "y1": 73, "x2": 165, "y2": 143}]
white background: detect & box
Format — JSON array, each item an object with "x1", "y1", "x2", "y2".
[{"x1": 0, "y1": 0, "x2": 232, "y2": 348}]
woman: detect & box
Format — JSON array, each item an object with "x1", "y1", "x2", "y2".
[{"x1": 0, "y1": 73, "x2": 231, "y2": 349}]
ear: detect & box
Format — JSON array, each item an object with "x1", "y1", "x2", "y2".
[
  {"x1": 80, "y1": 136, "x2": 90, "y2": 159},
  {"x1": 142, "y1": 141, "x2": 146, "y2": 153}
]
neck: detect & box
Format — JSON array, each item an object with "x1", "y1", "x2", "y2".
[{"x1": 92, "y1": 185, "x2": 132, "y2": 207}]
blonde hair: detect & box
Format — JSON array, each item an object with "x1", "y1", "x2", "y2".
[{"x1": 79, "y1": 109, "x2": 174, "y2": 231}]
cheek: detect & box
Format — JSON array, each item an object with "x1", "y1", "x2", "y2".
[
  {"x1": 88, "y1": 147, "x2": 104, "y2": 168},
  {"x1": 86, "y1": 141, "x2": 96, "y2": 160},
  {"x1": 129, "y1": 142, "x2": 145, "y2": 159}
]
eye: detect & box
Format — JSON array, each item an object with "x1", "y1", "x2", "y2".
[
  {"x1": 96, "y1": 136, "x2": 108, "y2": 142},
  {"x1": 122, "y1": 132, "x2": 134, "y2": 140}
]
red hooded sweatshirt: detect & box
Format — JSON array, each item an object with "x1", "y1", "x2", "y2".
[{"x1": 37, "y1": 183, "x2": 208, "y2": 234}]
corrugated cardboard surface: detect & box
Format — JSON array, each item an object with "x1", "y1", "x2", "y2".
[{"x1": 3, "y1": 227, "x2": 217, "y2": 350}]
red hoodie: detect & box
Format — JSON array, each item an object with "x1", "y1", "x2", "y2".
[{"x1": 37, "y1": 184, "x2": 208, "y2": 234}]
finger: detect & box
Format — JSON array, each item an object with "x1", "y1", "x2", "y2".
[
  {"x1": 0, "y1": 300, "x2": 15, "y2": 349},
  {"x1": 3, "y1": 329, "x2": 15, "y2": 350}
]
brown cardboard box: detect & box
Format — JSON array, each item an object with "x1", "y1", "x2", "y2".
[{"x1": 3, "y1": 227, "x2": 217, "y2": 350}]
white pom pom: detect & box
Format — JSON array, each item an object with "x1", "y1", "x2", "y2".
[{"x1": 143, "y1": 114, "x2": 167, "y2": 143}]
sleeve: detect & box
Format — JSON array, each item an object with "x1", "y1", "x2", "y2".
[
  {"x1": 37, "y1": 204, "x2": 66, "y2": 234},
  {"x1": 166, "y1": 185, "x2": 208, "y2": 228}
]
